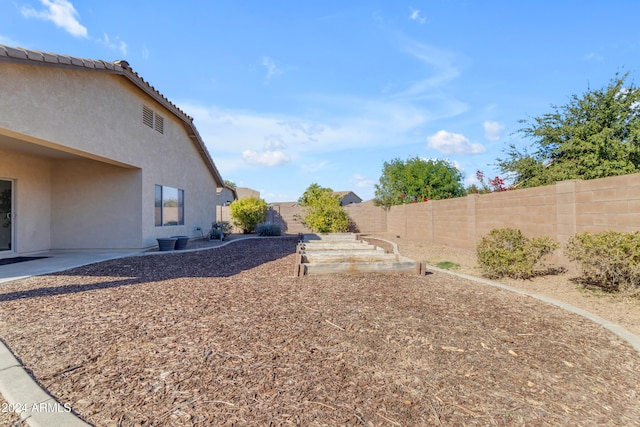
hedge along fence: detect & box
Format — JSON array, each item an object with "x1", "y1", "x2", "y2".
[{"x1": 217, "y1": 172, "x2": 640, "y2": 269}]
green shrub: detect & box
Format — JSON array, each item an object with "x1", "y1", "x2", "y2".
[
  {"x1": 302, "y1": 203, "x2": 350, "y2": 233},
  {"x1": 564, "y1": 231, "x2": 640, "y2": 295},
  {"x1": 298, "y1": 184, "x2": 350, "y2": 233},
  {"x1": 256, "y1": 222, "x2": 282, "y2": 236},
  {"x1": 229, "y1": 197, "x2": 268, "y2": 233},
  {"x1": 210, "y1": 221, "x2": 232, "y2": 240},
  {"x1": 476, "y1": 228, "x2": 559, "y2": 279}
]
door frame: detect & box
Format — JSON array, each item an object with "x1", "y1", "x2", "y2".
[{"x1": 0, "y1": 178, "x2": 14, "y2": 256}]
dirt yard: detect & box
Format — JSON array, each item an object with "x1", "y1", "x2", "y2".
[{"x1": 1, "y1": 235, "x2": 639, "y2": 426}]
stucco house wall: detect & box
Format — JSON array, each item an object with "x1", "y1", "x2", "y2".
[
  {"x1": 335, "y1": 191, "x2": 362, "y2": 206},
  {"x1": 0, "y1": 45, "x2": 226, "y2": 254},
  {"x1": 0, "y1": 148, "x2": 53, "y2": 253},
  {"x1": 236, "y1": 187, "x2": 260, "y2": 200}
]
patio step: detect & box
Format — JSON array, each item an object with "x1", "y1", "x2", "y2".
[
  {"x1": 295, "y1": 233, "x2": 425, "y2": 276},
  {"x1": 302, "y1": 241, "x2": 380, "y2": 250}
]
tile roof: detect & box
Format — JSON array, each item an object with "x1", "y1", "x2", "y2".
[
  {"x1": 0, "y1": 44, "x2": 224, "y2": 186},
  {"x1": 0, "y1": 44, "x2": 190, "y2": 121}
]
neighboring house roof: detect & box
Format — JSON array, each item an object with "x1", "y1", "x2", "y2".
[
  {"x1": 0, "y1": 44, "x2": 224, "y2": 187},
  {"x1": 217, "y1": 185, "x2": 238, "y2": 201},
  {"x1": 333, "y1": 191, "x2": 363, "y2": 204},
  {"x1": 277, "y1": 191, "x2": 363, "y2": 207}
]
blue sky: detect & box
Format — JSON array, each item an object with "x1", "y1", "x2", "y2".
[{"x1": 2, "y1": 1, "x2": 640, "y2": 202}]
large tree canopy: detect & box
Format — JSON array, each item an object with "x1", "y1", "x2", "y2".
[
  {"x1": 374, "y1": 157, "x2": 466, "y2": 208},
  {"x1": 498, "y1": 73, "x2": 640, "y2": 188}
]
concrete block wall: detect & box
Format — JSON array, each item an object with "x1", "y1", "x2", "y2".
[
  {"x1": 345, "y1": 200, "x2": 387, "y2": 233},
  {"x1": 431, "y1": 196, "x2": 472, "y2": 248},
  {"x1": 266, "y1": 203, "x2": 313, "y2": 234},
  {"x1": 474, "y1": 185, "x2": 558, "y2": 243},
  {"x1": 217, "y1": 203, "x2": 313, "y2": 234},
  {"x1": 217, "y1": 173, "x2": 640, "y2": 268},
  {"x1": 575, "y1": 173, "x2": 640, "y2": 234}
]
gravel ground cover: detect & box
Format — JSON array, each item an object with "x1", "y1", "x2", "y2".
[{"x1": 1, "y1": 235, "x2": 639, "y2": 426}]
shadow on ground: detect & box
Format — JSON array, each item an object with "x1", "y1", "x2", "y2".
[{"x1": 0, "y1": 237, "x2": 298, "y2": 302}]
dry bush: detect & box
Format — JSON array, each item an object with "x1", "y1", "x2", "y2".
[
  {"x1": 477, "y1": 228, "x2": 559, "y2": 279},
  {"x1": 565, "y1": 230, "x2": 640, "y2": 295}
]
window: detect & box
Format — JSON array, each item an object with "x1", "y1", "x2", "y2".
[
  {"x1": 155, "y1": 185, "x2": 184, "y2": 226},
  {"x1": 143, "y1": 106, "x2": 164, "y2": 134}
]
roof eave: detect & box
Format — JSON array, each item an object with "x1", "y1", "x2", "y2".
[{"x1": 0, "y1": 44, "x2": 225, "y2": 188}]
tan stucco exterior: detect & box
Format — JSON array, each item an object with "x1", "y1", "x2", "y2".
[
  {"x1": 235, "y1": 187, "x2": 260, "y2": 200},
  {"x1": 0, "y1": 46, "x2": 228, "y2": 255},
  {"x1": 334, "y1": 191, "x2": 362, "y2": 205}
]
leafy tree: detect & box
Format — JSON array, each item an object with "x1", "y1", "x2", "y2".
[
  {"x1": 229, "y1": 197, "x2": 268, "y2": 233},
  {"x1": 298, "y1": 183, "x2": 350, "y2": 233},
  {"x1": 224, "y1": 179, "x2": 237, "y2": 188},
  {"x1": 466, "y1": 170, "x2": 512, "y2": 194},
  {"x1": 374, "y1": 157, "x2": 466, "y2": 208},
  {"x1": 498, "y1": 72, "x2": 640, "y2": 188},
  {"x1": 298, "y1": 183, "x2": 327, "y2": 207}
]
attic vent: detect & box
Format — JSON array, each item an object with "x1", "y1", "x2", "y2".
[
  {"x1": 154, "y1": 114, "x2": 164, "y2": 134},
  {"x1": 142, "y1": 106, "x2": 164, "y2": 134},
  {"x1": 143, "y1": 106, "x2": 154, "y2": 128}
]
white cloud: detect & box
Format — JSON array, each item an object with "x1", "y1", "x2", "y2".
[
  {"x1": 180, "y1": 102, "x2": 407, "y2": 157},
  {"x1": 21, "y1": 0, "x2": 87, "y2": 38},
  {"x1": 0, "y1": 35, "x2": 21, "y2": 46},
  {"x1": 177, "y1": 34, "x2": 470, "y2": 160},
  {"x1": 176, "y1": 39, "x2": 470, "y2": 174},
  {"x1": 300, "y1": 160, "x2": 329, "y2": 174},
  {"x1": 264, "y1": 135, "x2": 287, "y2": 150},
  {"x1": 426, "y1": 130, "x2": 486, "y2": 155},
  {"x1": 351, "y1": 173, "x2": 375, "y2": 189},
  {"x1": 242, "y1": 149, "x2": 290, "y2": 167},
  {"x1": 409, "y1": 8, "x2": 427, "y2": 24},
  {"x1": 394, "y1": 40, "x2": 463, "y2": 98},
  {"x1": 98, "y1": 33, "x2": 128, "y2": 56},
  {"x1": 262, "y1": 192, "x2": 295, "y2": 203},
  {"x1": 262, "y1": 56, "x2": 283, "y2": 81},
  {"x1": 483, "y1": 120, "x2": 504, "y2": 141}
]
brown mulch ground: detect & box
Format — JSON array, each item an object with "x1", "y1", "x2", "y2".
[{"x1": 1, "y1": 235, "x2": 640, "y2": 426}]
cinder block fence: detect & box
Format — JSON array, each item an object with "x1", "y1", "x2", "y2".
[{"x1": 218, "y1": 173, "x2": 640, "y2": 266}]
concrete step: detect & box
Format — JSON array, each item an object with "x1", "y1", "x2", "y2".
[
  {"x1": 301, "y1": 259, "x2": 420, "y2": 275},
  {"x1": 302, "y1": 252, "x2": 400, "y2": 263},
  {"x1": 295, "y1": 233, "x2": 425, "y2": 276},
  {"x1": 301, "y1": 248, "x2": 386, "y2": 257},
  {"x1": 301, "y1": 242, "x2": 379, "y2": 251},
  {"x1": 302, "y1": 233, "x2": 358, "y2": 241}
]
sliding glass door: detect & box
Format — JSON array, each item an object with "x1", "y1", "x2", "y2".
[{"x1": 0, "y1": 180, "x2": 12, "y2": 252}]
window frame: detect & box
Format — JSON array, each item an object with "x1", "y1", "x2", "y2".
[{"x1": 154, "y1": 185, "x2": 184, "y2": 227}]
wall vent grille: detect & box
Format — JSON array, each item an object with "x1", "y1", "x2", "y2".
[
  {"x1": 143, "y1": 106, "x2": 164, "y2": 134},
  {"x1": 143, "y1": 106, "x2": 154, "y2": 128},
  {"x1": 154, "y1": 114, "x2": 164, "y2": 134}
]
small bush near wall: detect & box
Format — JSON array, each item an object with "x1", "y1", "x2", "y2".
[
  {"x1": 210, "y1": 221, "x2": 233, "y2": 240},
  {"x1": 477, "y1": 228, "x2": 559, "y2": 279},
  {"x1": 256, "y1": 223, "x2": 282, "y2": 236},
  {"x1": 230, "y1": 197, "x2": 268, "y2": 233},
  {"x1": 565, "y1": 231, "x2": 640, "y2": 296}
]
